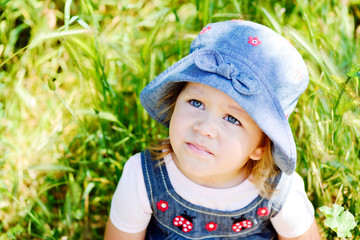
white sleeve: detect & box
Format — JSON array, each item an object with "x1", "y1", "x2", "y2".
[
  {"x1": 109, "y1": 153, "x2": 152, "y2": 233},
  {"x1": 270, "y1": 172, "x2": 315, "y2": 238}
]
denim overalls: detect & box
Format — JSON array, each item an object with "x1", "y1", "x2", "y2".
[{"x1": 141, "y1": 150, "x2": 292, "y2": 240}]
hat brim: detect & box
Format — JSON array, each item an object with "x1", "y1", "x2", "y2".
[{"x1": 140, "y1": 50, "x2": 297, "y2": 175}]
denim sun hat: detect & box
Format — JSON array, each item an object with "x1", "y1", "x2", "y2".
[{"x1": 140, "y1": 20, "x2": 309, "y2": 175}]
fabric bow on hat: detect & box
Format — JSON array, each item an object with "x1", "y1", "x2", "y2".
[{"x1": 192, "y1": 49, "x2": 260, "y2": 95}]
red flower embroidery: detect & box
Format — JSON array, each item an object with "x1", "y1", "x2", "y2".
[
  {"x1": 257, "y1": 207, "x2": 270, "y2": 217},
  {"x1": 231, "y1": 19, "x2": 243, "y2": 22},
  {"x1": 205, "y1": 222, "x2": 218, "y2": 232},
  {"x1": 293, "y1": 69, "x2": 304, "y2": 82},
  {"x1": 156, "y1": 200, "x2": 169, "y2": 212},
  {"x1": 200, "y1": 26, "x2": 211, "y2": 34},
  {"x1": 248, "y1": 36, "x2": 261, "y2": 46}
]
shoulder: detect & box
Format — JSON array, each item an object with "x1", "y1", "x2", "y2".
[
  {"x1": 278, "y1": 172, "x2": 309, "y2": 201},
  {"x1": 119, "y1": 152, "x2": 147, "y2": 201},
  {"x1": 109, "y1": 152, "x2": 152, "y2": 233},
  {"x1": 124, "y1": 152, "x2": 142, "y2": 171},
  {"x1": 271, "y1": 172, "x2": 315, "y2": 238},
  {"x1": 114, "y1": 152, "x2": 144, "y2": 189},
  {"x1": 287, "y1": 171, "x2": 305, "y2": 188}
]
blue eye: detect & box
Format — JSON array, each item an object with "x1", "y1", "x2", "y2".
[
  {"x1": 190, "y1": 99, "x2": 203, "y2": 108},
  {"x1": 225, "y1": 115, "x2": 241, "y2": 125}
]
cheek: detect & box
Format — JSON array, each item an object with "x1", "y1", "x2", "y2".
[
  {"x1": 249, "y1": 129, "x2": 264, "y2": 148},
  {"x1": 170, "y1": 118, "x2": 188, "y2": 142},
  {"x1": 169, "y1": 117, "x2": 177, "y2": 141},
  {"x1": 169, "y1": 112, "x2": 183, "y2": 144},
  {"x1": 170, "y1": 106, "x2": 191, "y2": 132},
  {"x1": 219, "y1": 129, "x2": 251, "y2": 150}
]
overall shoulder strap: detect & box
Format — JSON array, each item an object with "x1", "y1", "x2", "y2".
[
  {"x1": 141, "y1": 149, "x2": 173, "y2": 210},
  {"x1": 268, "y1": 171, "x2": 293, "y2": 217}
]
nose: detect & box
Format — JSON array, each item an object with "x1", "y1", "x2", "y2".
[{"x1": 193, "y1": 116, "x2": 218, "y2": 138}]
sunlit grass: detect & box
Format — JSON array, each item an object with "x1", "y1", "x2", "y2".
[{"x1": 1, "y1": 0, "x2": 359, "y2": 239}]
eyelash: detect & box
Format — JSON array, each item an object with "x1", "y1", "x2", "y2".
[
  {"x1": 189, "y1": 99, "x2": 203, "y2": 109},
  {"x1": 224, "y1": 115, "x2": 241, "y2": 125},
  {"x1": 188, "y1": 99, "x2": 241, "y2": 126}
]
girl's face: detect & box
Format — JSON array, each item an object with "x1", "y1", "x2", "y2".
[{"x1": 169, "y1": 82, "x2": 264, "y2": 188}]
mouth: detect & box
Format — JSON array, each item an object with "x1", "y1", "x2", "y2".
[{"x1": 186, "y1": 142, "x2": 214, "y2": 156}]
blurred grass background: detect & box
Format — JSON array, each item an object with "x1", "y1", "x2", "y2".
[{"x1": 0, "y1": 0, "x2": 359, "y2": 239}]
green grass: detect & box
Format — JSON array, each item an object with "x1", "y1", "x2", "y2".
[{"x1": 1, "y1": 0, "x2": 359, "y2": 239}]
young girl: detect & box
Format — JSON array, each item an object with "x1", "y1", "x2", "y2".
[{"x1": 104, "y1": 20, "x2": 320, "y2": 239}]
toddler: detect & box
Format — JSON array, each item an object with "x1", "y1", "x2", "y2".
[{"x1": 104, "y1": 20, "x2": 320, "y2": 239}]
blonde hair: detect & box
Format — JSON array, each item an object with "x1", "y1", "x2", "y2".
[
  {"x1": 149, "y1": 82, "x2": 280, "y2": 199},
  {"x1": 243, "y1": 135, "x2": 280, "y2": 198}
]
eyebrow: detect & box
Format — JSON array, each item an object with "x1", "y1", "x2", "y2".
[
  {"x1": 186, "y1": 84, "x2": 204, "y2": 95},
  {"x1": 228, "y1": 104, "x2": 246, "y2": 115}
]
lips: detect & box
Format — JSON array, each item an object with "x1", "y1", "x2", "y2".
[{"x1": 186, "y1": 142, "x2": 213, "y2": 156}]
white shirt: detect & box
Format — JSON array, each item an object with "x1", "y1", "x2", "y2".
[{"x1": 110, "y1": 153, "x2": 314, "y2": 238}]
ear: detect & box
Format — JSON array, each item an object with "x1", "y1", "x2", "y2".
[{"x1": 249, "y1": 147, "x2": 264, "y2": 160}]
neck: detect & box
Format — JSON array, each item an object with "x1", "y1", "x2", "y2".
[{"x1": 171, "y1": 153, "x2": 249, "y2": 189}]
